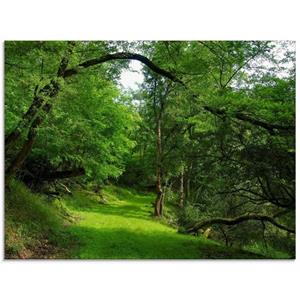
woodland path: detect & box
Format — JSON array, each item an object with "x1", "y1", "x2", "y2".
[{"x1": 64, "y1": 186, "x2": 262, "y2": 259}]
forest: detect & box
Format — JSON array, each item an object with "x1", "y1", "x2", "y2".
[{"x1": 4, "y1": 40, "x2": 295, "y2": 259}]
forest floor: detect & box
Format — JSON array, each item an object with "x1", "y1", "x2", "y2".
[{"x1": 61, "y1": 185, "x2": 265, "y2": 259}]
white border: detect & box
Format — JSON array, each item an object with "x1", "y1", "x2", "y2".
[{"x1": 1, "y1": 1, "x2": 299, "y2": 299}]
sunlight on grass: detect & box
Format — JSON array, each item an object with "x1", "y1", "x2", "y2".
[{"x1": 61, "y1": 185, "x2": 265, "y2": 259}]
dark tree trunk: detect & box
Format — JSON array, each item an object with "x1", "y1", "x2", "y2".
[
  {"x1": 154, "y1": 118, "x2": 163, "y2": 217},
  {"x1": 5, "y1": 81, "x2": 59, "y2": 151},
  {"x1": 185, "y1": 162, "x2": 192, "y2": 199},
  {"x1": 6, "y1": 101, "x2": 55, "y2": 179},
  {"x1": 261, "y1": 221, "x2": 268, "y2": 249},
  {"x1": 154, "y1": 191, "x2": 163, "y2": 217},
  {"x1": 218, "y1": 225, "x2": 229, "y2": 247},
  {"x1": 179, "y1": 166, "x2": 184, "y2": 208},
  {"x1": 5, "y1": 135, "x2": 35, "y2": 179}
]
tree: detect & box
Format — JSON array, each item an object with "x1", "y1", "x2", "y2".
[
  {"x1": 5, "y1": 41, "x2": 184, "y2": 182},
  {"x1": 5, "y1": 40, "x2": 295, "y2": 255}
]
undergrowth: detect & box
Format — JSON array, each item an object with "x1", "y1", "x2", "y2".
[
  {"x1": 243, "y1": 242, "x2": 292, "y2": 259},
  {"x1": 5, "y1": 180, "x2": 75, "y2": 258}
]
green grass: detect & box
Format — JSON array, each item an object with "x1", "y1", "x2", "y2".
[
  {"x1": 5, "y1": 180, "x2": 75, "y2": 258},
  {"x1": 7, "y1": 182, "x2": 288, "y2": 259},
  {"x1": 61, "y1": 185, "x2": 266, "y2": 259}
]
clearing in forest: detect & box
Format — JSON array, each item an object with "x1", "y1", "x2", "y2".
[{"x1": 63, "y1": 186, "x2": 263, "y2": 259}]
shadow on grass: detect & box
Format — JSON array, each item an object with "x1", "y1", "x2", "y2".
[{"x1": 65, "y1": 225, "x2": 265, "y2": 259}]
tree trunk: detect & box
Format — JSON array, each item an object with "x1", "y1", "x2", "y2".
[
  {"x1": 154, "y1": 191, "x2": 163, "y2": 217},
  {"x1": 186, "y1": 162, "x2": 192, "y2": 199},
  {"x1": 6, "y1": 102, "x2": 54, "y2": 179},
  {"x1": 179, "y1": 165, "x2": 184, "y2": 208},
  {"x1": 154, "y1": 118, "x2": 163, "y2": 217},
  {"x1": 218, "y1": 225, "x2": 229, "y2": 247},
  {"x1": 5, "y1": 81, "x2": 59, "y2": 151},
  {"x1": 5, "y1": 134, "x2": 35, "y2": 180}
]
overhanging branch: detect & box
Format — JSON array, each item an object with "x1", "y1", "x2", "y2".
[
  {"x1": 185, "y1": 213, "x2": 295, "y2": 234},
  {"x1": 203, "y1": 105, "x2": 294, "y2": 134},
  {"x1": 64, "y1": 52, "x2": 185, "y2": 85}
]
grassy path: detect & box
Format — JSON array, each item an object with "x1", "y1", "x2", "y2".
[{"x1": 63, "y1": 186, "x2": 262, "y2": 259}]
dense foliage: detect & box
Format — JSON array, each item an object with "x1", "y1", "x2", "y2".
[{"x1": 5, "y1": 41, "x2": 295, "y2": 258}]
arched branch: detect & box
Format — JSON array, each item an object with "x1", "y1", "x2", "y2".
[{"x1": 63, "y1": 52, "x2": 185, "y2": 85}]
